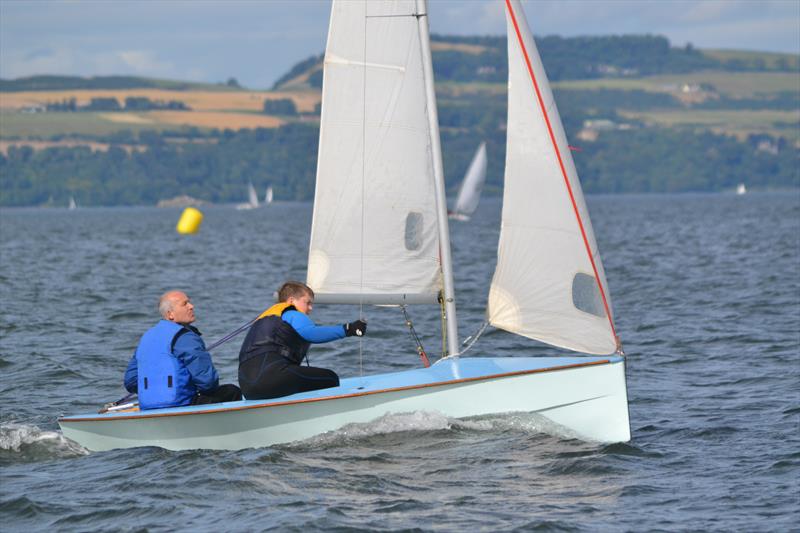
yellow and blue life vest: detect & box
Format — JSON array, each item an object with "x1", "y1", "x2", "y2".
[{"x1": 240, "y1": 304, "x2": 311, "y2": 366}]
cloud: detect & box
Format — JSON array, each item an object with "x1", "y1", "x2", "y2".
[
  {"x1": 516, "y1": 0, "x2": 800, "y2": 53},
  {"x1": 429, "y1": 1, "x2": 506, "y2": 35},
  {"x1": 1, "y1": 0, "x2": 797, "y2": 86},
  {"x1": 431, "y1": 0, "x2": 799, "y2": 54},
  {"x1": 3, "y1": 48, "x2": 78, "y2": 78},
  {"x1": 115, "y1": 51, "x2": 174, "y2": 75}
]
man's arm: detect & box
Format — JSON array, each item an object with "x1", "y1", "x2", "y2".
[
  {"x1": 283, "y1": 310, "x2": 346, "y2": 343},
  {"x1": 123, "y1": 353, "x2": 138, "y2": 393},
  {"x1": 174, "y1": 330, "x2": 220, "y2": 393}
]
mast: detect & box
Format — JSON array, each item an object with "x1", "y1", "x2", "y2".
[{"x1": 415, "y1": 0, "x2": 460, "y2": 356}]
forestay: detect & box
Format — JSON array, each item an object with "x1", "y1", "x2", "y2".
[
  {"x1": 307, "y1": 0, "x2": 442, "y2": 303},
  {"x1": 487, "y1": 0, "x2": 618, "y2": 355}
]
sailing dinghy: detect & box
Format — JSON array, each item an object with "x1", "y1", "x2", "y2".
[
  {"x1": 59, "y1": 0, "x2": 630, "y2": 452},
  {"x1": 449, "y1": 141, "x2": 487, "y2": 221},
  {"x1": 235, "y1": 182, "x2": 260, "y2": 210}
]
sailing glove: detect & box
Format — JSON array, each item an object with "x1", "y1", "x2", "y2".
[{"x1": 344, "y1": 320, "x2": 367, "y2": 337}]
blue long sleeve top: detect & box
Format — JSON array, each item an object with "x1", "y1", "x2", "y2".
[
  {"x1": 282, "y1": 310, "x2": 345, "y2": 343},
  {"x1": 124, "y1": 327, "x2": 219, "y2": 394}
]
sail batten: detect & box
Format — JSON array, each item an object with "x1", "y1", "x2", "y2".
[{"x1": 487, "y1": 0, "x2": 618, "y2": 355}]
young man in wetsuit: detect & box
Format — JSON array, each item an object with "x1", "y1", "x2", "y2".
[
  {"x1": 238, "y1": 281, "x2": 367, "y2": 400},
  {"x1": 124, "y1": 291, "x2": 242, "y2": 409}
]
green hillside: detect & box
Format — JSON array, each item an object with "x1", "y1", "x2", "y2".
[
  {"x1": 0, "y1": 75, "x2": 242, "y2": 92},
  {"x1": 1, "y1": 34, "x2": 798, "y2": 207},
  {"x1": 703, "y1": 49, "x2": 800, "y2": 71},
  {"x1": 274, "y1": 34, "x2": 798, "y2": 91}
]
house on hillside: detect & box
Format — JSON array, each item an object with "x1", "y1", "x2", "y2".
[{"x1": 577, "y1": 118, "x2": 635, "y2": 142}]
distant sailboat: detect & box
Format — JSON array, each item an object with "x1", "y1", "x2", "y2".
[
  {"x1": 265, "y1": 186, "x2": 274, "y2": 205},
  {"x1": 736, "y1": 183, "x2": 747, "y2": 195},
  {"x1": 449, "y1": 142, "x2": 487, "y2": 221},
  {"x1": 68, "y1": 196, "x2": 77, "y2": 210},
  {"x1": 236, "y1": 183, "x2": 260, "y2": 210}
]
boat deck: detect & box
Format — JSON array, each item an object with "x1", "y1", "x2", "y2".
[{"x1": 59, "y1": 355, "x2": 621, "y2": 422}]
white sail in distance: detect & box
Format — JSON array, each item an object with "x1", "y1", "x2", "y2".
[
  {"x1": 451, "y1": 142, "x2": 487, "y2": 219},
  {"x1": 248, "y1": 183, "x2": 259, "y2": 208},
  {"x1": 487, "y1": 0, "x2": 618, "y2": 355},
  {"x1": 307, "y1": 0, "x2": 442, "y2": 303}
]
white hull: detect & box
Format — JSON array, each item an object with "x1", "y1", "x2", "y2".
[{"x1": 60, "y1": 356, "x2": 630, "y2": 451}]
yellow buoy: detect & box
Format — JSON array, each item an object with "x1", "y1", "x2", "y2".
[{"x1": 176, "y1": 207, "x2": 204, "y2": 234}]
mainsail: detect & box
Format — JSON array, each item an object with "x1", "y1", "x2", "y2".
[
  {"x1": 308, "y1": 0, "x2": 442, "y2": 303},
  {"x1": 487, "y1": 0, "x2": 618, "y2": 355},
  {"x1": 452, "y1": 142, "x2": 487, "y2": 218}
]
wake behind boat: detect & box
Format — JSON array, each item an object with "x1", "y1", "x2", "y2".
[{"x1": 59, "y1": 0, "x2": 630, "y2": 451}]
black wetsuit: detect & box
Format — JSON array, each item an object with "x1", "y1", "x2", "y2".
[{"x1": 238, "y1": 306, "x2": 341, "y2": 400}]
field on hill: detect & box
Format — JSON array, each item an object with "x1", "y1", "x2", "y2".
[
  {"x1": 554, "y1": 71, "x2": 799, "y2": 98},
  {"x1": 619, "y1": 109, "x2": 800, "y2": 142},
  {"x1": 0, "y1": 88, "x2": 318, "y2": 137},
  {"x1": 1, "y1": 34, "x2": 797, "y2": 206},
  {"x1": 702, "y1": 49, "x2": 800, "y2": 71},
  {"x1": 3, "y1": 69, "x2": 795, "y2": 141}
]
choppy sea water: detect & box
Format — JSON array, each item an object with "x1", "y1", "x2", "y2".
[{"x1": 1, "y1": 192, "x2": 798, "y2": 531}]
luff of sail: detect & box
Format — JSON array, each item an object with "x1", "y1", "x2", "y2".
[
  {"x1": 487, "y1": 0, "x2": 617, "y2": 355},
  {"x1": 307, "y1": 0, "x2": 442, "y2": 302},
  {"x1": 451, "y1": 141, "x2": 487, "y2": 219}
]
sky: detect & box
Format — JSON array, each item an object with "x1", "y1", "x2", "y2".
[{"x1": 1, "y1": 0, "x2": 798, "y2": 89}]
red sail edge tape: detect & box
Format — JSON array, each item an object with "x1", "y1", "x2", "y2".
[{"x1": 504, "y1": 0, "x2": 617, "y2": 340}]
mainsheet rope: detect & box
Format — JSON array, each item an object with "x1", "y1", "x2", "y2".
[{"x1": 207, "y1": 314, "x2": 259, "y2": 351}]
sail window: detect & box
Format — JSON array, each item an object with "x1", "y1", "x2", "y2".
[
  {"x1": 404, "y1": 212, "x2": 423, "y2": 250},
  {"x1": 572, "y1": 273, "x2": 606, "y2": 317}
]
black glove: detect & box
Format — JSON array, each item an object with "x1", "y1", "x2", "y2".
[{"x1": 344, "y1": 319, "x2": 367, "y2": 337}]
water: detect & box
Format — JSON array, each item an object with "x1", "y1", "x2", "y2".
[{"x1": 1, "y1": 193, "x2": 798, "y2": 531}]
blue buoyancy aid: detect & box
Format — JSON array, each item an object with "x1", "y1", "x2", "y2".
[{"x1": 135, "y1": 320, "x2": 195, "y2": 409}]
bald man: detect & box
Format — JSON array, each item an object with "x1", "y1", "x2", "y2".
[{"x1": 124, "y1": 291, "x2": 241, "y2": 410}]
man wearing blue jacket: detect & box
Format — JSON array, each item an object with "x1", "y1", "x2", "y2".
[{"x1": 124, "y1": 291, "x2": 241, "y2": 410}]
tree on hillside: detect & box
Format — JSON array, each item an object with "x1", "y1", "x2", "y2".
[{"x1": 263, "y1": 98, "x2": 298, "y2": 116}]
